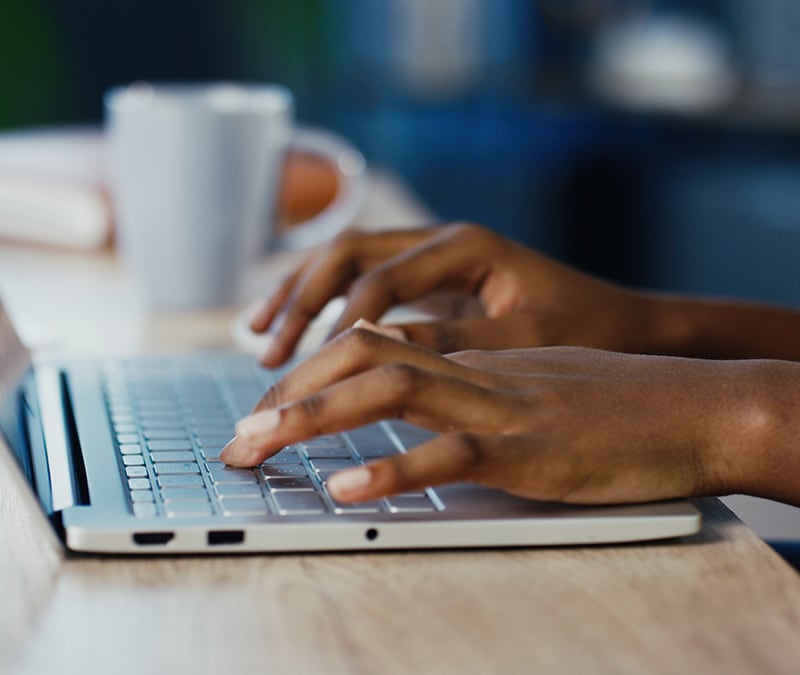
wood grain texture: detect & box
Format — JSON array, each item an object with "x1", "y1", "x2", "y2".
[{"x1": 2, "y1": 483, "x2": 800, "y2": 675}]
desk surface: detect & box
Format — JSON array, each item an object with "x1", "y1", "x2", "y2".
[{"x1": 2, "y1": 174, "x2": 800, "y2": 674}]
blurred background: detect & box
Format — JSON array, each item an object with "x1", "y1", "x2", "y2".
[{"x1": 2, "y1": 0, "x2": 800, "y2": 305}]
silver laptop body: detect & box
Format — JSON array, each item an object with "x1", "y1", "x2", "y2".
[{"x1": 0, "y1": 301, "x2": 700, "y2": 554}]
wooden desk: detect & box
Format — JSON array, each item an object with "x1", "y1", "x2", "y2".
[{"x1": 2, "y1": 175, "x2": 800, "y2": 674}]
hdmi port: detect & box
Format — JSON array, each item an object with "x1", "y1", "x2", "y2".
[{"x1": 133, "y1": 532, "x2": 175, "y2": 546}]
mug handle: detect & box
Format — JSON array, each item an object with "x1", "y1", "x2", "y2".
[{"x1": 273, "y1": 126, "x2": 368, "y2": 251}]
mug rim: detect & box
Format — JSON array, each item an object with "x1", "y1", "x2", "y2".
[{"x1": 104, "y1": 81, "x2": 293, "y2": 117}]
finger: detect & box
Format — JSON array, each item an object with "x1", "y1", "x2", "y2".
[
  {"x1": 329, "y1": 224, "x2": 498, "y2": 337},
  {"x1": 326, "y1": 432, "x2": 515, "y2": 502},
  {"x1": 221, "y1": 359, "x2": 522, "y2": 467},
  {"x1": 249, "y1": 266, "x2": 306, "y2": 334},
  {"x1": 262, "y1": 229, "x2": 434, "y2": 366},
  {"x1": 253, "y1": 326, "x2": 486, "y2": 413}
]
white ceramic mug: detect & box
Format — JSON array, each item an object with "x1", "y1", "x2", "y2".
[{"x1": 104, "y1": 82, "x2": 367, "y2": 310}]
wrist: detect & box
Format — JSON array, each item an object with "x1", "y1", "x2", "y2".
[{"x1": 707, "y1": 359, "x2": 800, "y2": 505}]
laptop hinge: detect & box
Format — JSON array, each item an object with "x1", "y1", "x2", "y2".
[{"x1": 34, "y1": 366, "x2": 90, "y2": 511}]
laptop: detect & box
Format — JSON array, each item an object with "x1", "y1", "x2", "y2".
[{"x1": 0, "y1": 299, "x2": 700, "y2": 554}]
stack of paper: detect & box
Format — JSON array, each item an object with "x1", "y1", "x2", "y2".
[{"x1": 0, "y1": 128, "x2": 112, "y2": 249}]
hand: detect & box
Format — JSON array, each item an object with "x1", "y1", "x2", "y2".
[
  {"x1": 221, "y1": 326, "x2": 794, "y2": 505},
  {"x1": 250, "y1": 223, "x2": 653, "y2": 367}
]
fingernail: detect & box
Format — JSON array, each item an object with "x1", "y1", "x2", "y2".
[
  {"x1": 327, "y1": 466, "x2": 372, "y2": 498},
  {"x1": 219, "y1": 438, "x2": 242, "y2": 466},
  {"x1": 235, "y1": 409, "x2": 280, "y2": 439},
  {"x1": 260, "y1": 338, "x2": 281, "y2": 365},
  {"x1": 353, "y1": 318, "x2": 407, "y2": 342}
]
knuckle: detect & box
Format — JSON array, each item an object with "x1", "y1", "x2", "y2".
[
  {"x1": 447, "y1": 432, "x2": 486, "y2": 475},
  {"x1": 431, "y1": 326, "x2": 465, "y2": 355},
  {"x1": 339, "y1": 326, "x2": 385, "y2": 359},
  {"x1": 322, "y1": 229, "x2": 363, "y2": 268},
  {"x1": 299, "y1": 394, "x2": 324, "y2": 420},
  {"x1": 381, "y1": 361, "x2": 423, "y2": 396},
  {"x1": 255, "y1": 382, "x2": 285, "y2": 410},
  {"x1": 284, "y1": 394, "x2": 325, "y2": 432}
]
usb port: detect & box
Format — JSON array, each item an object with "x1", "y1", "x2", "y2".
[{"x1": 208, "y1": 530, "x2": 245, "y2": 545}]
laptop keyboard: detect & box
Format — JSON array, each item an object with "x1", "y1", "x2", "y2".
[{"x1": 102, "y1": 359, "x2": 442, "y2": 519}]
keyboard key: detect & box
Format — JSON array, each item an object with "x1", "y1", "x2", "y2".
[
  {"x1": 267, "y1": 476, "x2": 316, "y2": 491},
  {"x1": 303, "y1": 445, "x2": 353, "y2": 459},
  {"x1": 122, "y1": 455, "x2": 145, "y2": 466},
  {"x1": 136, "y1": 401, "x2": 180, "y2": 412},
  {"x1": 184, "y1": 403, "x2": 226, "y2": 416},
  {"x1": 260, "y1": 463, "x2": 308, "y2": 478},
  {"x1": 141, "y1": 419, "x2": 186, "y2": 430},
  {"x1": 188, "y1": 414, "x2": 231, "y2": 426},
  {"x1": 192, "y1": 424, "x2": 233, "y2": 437},
  {"x1": 309, "y1": 458, "x2": 359, "y2": 472},
  {"x1": 207, "y1": 464, "x2": 257, "y2": 484},
  {"x1": 345, "y1": 424, "x2": 400, "y2": 458},
  {"x1": 154, "y1": 462, "x2": 200, "y2": 475},
  {"x1": 220, "y1": 499, "x2": 269, "y2": 516},
  {"x1": 215, "y1": 483, "x2": 263, "y2": 498},
  {"x1": 195, "y1": 435, "x2": 234, "y2": 448},
  {"x1": 137, "y1": 408, "x2": 182, "y2": 417},
  {"x1": 119, "y1": 444, "x2": 142, "y2": 455},
  {"x1": 133, "y1": 502, "x2": 157, "y2": 517},
  {"x1": 263, "y1": 447, "x2": 301, "y2": 463},
  {"x1": 199, "y1": 445, "x2": 226, "y2": 461},
  {"x1": 139, "y1": 413, "x2": 184, "y2": 424},
  {"x1": 302, "y1": 436, "x2": 342, "y2": 449},
  {"x1": 114, "y1": 424, "x2": 138, "y2": 434},
  {"x1": 161, "y1": 487, "x2": 209, "y2": 502},
  {"x1": 128, "y1": 478, "x2": 152, "y2": 490},
  {"x1": 147, "y1": 440, "x2": 194, "y2": 451},
  {"x1": 157, "y1": 474, "x2": 205, "y2": 488},
  {"x1": 329, "y1": 498, "x2": 384, "y2": 514},
  {"x1": 273, "y1": 491, "x2": 326, "y2": 515},
  {"x1": 317, "y1": 469, "x2": 348, "y2": 483},
  {"x1": 393, "y1": 489, "x2": 428, "y2": 498},
  {"x1": 109, "y1": 407, "x2": 134, "y2": 419},
  {"x1": 386, "y1": 495, "x2": 437, "y2": 512},
  {"x1": 117, "y1": 434, "x2": 140, "y2": 445},
  {"x1": 149, "y1": 451, "x2": 196, "y2": 463},
  {"x1": 165, "y1": 502, "x2": 213, "y2": 517},
  {"x1": 130, "y1": 490, "x2": 155, "y2": 503},
  {"x1": 125, "y1": 466, "x2": 148, "y2": 478},
  {"x1": 144, "y1": 429, "x2": 191, "y2": 440}
]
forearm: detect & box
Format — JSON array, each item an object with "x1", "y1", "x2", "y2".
[{"x1": 640, "y1": 293, "x2": 800, "y2": 361}]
